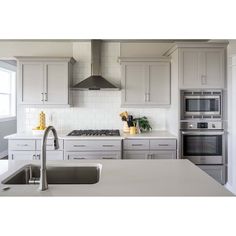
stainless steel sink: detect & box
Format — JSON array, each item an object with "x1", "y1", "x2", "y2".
[{"x1": 2, "y1": 164, "x2": 101, "y2": 185}]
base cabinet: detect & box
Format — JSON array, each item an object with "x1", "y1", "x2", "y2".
[
  {"x1": 198, "y1": 165, "x2": 226, "y2": 185},
  {"x1": 123, "y1": 139, "x2": 177, "y2": 159},
  {"x1": 10, "y1": 151, "x2": 36, "y2": 161}
]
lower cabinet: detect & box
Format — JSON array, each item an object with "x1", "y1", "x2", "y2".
[
  {"x1": 198, "y1": 165, "x2": 226, "y2": 185},
  {"x1": 66, "y1": 151, "x2": 121, "y2": 160},
  {"x1": 123, "y1": 139, "x2": 177, "y2": 160}
]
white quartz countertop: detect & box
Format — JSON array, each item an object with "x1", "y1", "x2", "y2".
[
  {"x1": 0, "y1": 159, "x2": 233, "y2": 196},
  {"x1": 4, "y1": 130, "x2": 176, "y2": 140}
]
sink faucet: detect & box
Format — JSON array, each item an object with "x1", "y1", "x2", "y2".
[{"x1": 39, "y1": 126, "x2": 59, "y2": 191}]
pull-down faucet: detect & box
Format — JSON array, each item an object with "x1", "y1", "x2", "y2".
[{"x1": 39, "y1": 126, "x2": 59, "y2": 191}]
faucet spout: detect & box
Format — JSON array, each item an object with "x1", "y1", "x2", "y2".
[{"x1": 39, "y1": 126, "x2": 59, "y2": 191}]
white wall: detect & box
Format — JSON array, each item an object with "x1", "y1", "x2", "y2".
[{"x1": 18, "y1": 41, "x2": 168, "y2": 132}]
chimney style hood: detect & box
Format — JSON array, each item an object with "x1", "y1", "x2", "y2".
[{"x1": 73, "y1": 40, "x2": 119, "y2": 90}]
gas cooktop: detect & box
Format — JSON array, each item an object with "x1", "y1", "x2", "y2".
[{"x1": 67, "y1": 129, "x2": 120, "y2": 136}]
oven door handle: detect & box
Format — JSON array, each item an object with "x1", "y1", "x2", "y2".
[{"x1": 181, "y1": 131, "x2": 224, "y2": 135}]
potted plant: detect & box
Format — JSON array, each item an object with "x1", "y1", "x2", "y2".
[{"x1": 133, "y1": 116, "x2": 152, "y2": 133}]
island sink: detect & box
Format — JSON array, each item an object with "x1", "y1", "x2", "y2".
[{"x1": 2, "y1": 164, "x2": 101, "y2": 185}]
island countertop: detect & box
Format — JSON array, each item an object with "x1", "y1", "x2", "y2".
[{"x1": 0, "y1": 159, "x2": 233, "y2": 196}]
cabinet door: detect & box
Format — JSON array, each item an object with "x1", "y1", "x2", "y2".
[
  {"x1": 121, "y1": 63, "x2": 147, "y2": 106},
  {"x1": 44, "y1": 62, "x2": 69, "y2": 104},
  {"x1": 202, "y1": 49, "x2": 225, "y2": 88},
  {"x1": 36, "y1": 151, "x2": 64, "y2": 160},
  {"x1": 150, "y1": 150, "x2": 176, "y2": 159},
  {"x1": 20, "y1": 62, "x2": 44, "y2": 104},
  {"x1": 123, "y1": 151, "x2": 150, "y2": 159},
  {"x1": 10, "y1": 151, "x2": 36, "y2": 160},
  {"x1": 179, "y1": 49, "x2": 200, "y2": 88},
  {"x1": 148, "y1": 62, "x2": 170, "y2": 105}
]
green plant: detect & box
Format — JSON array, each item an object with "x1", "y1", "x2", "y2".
[{"x1": 134, "y1": 116, "x2": 152, "y2": 132}]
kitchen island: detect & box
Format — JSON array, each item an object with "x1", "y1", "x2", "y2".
[{"x1": 0, "y1": 159, "x2": 233, "y2": 196}]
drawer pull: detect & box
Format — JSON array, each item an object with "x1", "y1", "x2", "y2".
[
  {"x1": 132, "y1": 144, "x2": 143, "y2": 146},
  {"x1": 17, "y1": 144, "x2": 29, "y2": 147},
  {"x1": 102, "y1": 157, "x2": 115, "y2": 159},
  {"x1": 158, "y1": 144, "x2": 169, "y2": 146},
  {"x1": 102, "y1": 145, "x2": 114, "y2": 147},
  {"x1": 73, "y1": 157, "x2": 86, "y2": 160},
  {"x1": 73, "y1": 145, "x2": 86, "y2": 147}
]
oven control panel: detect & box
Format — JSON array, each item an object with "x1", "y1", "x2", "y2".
[{"x1": 181, "y1": 121, "x2": 223, "y2": 130}]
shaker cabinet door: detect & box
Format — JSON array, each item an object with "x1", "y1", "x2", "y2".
[
  {"x1": 121, "y1": 63, "x2": 147, "y2": 106},
  {"x1": 44, "y1": 62, "x2": 69, "y2": 105},
  {"x1": 148, "y1": 62, "x2": 170, "y2": 105},
  {"x1": 20, "y1": 62, "x2": 44, "y2": 104}
]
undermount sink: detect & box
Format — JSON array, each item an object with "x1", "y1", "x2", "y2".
[{"x1": 2, "y1": 164, "x2": 101, "y2": 185}]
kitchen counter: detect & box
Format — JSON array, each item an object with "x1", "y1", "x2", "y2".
[
  {"x1": 0, "y1": 159, "x2": 233, "y2": 196},
  {"x1": 4, "y1": 130, "x2": 176, "y2": 140}
]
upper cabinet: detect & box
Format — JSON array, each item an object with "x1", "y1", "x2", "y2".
[
  {"x1": 17, "y1": 57, "x2": 75, "y2": 105},
  {"x1": 165, "y1": 43, "x2": 227, "y2": 89},
  {"x1": 179, "y1": 47, "x2": 225, "y2": 89},
  {"x1": 120, "y1": 58, "x2": 171, "y2": 107}
]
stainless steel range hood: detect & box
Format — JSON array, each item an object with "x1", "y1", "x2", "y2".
[{"x1": 73, "y1": 40, "x2": 119, "y2": 90}]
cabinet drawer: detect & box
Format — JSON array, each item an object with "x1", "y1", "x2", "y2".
[
  {"x1": 66, "y1": 151, "x2": 121, "y2": 160},
  {"x1": 64, "y1": 140, "x2": 121, "y2": 151},
  {"x1": 150, "y1": 139, "x2": 176, "y2": 150},
  {"x1": 123, "y1": 140, "x2": 149, "y2": 150},
  {"x1": 9, "y1": 140, "x2": 35, "y2": 150},
  {"x1": 36, "y1": 139, "x2": 63, "y2": 150},
  {"x1": 10, "y1": 151, "x2": 35, "y2": 160}
]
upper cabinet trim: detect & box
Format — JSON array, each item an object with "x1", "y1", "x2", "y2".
[
  {"x1": 118, "y1": 57, "x2": 170, "y2": 63},
  {"x1": 15, "y1": 57, "x2": 76, "y2": 64}
]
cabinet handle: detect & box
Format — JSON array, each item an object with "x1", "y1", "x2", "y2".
[
  {"x1": 132, "y1": 144, "x2": 143, "y2": 146},
  {"x1": 73, "y1": 157, "x2": 86, "y2": 160},
  {"x1": 12, "y1": 154, "x2": 14, "y2": 160},
  {"x1": 158, "y1": 144, "x2": 169, "y2": 146},
  {"x1": 44, "y1": 93, "x2": 48, "y2": 101},
  {"x1": 102, "y1": 145, "x2": 114, "y2": 147},
  {"x1": 41, "y1": 93, "x2": 44, "y2": 101},
  {"x1": 102, "y1": 157, "x2": 115, "y2": 159},
  {"x1": 201, "y1": 75, "x2": 207, "y2": 85},
  {"x1": 33, "y1": 154, "x2": 36, "y2": 160},
  {"x1": 73, "y1": 145, "x2": 86, "y2": 147},
  {"x1": 147, "y1": 93, "x2": 150, "y2": 102},
  {"x1": 37, "y1": 154, "x2": 41, "y2": 160},
  {"x1": 17, "y1": 144, "x2": 28, "y2": 147}
]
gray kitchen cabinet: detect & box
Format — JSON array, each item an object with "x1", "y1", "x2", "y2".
[
  {"x1": 8, "y1": 139, "x2": 64, "y2": 161},
  {"x1": 123, "y1": 139, "x2": 177, "y2": 159},
  {"x1": 120, "y1": 58, "x2": 170, "y2": 107},
  {"x1": 17, "y1": 57, "x2": 75, "y2": 105},
  {"x1": 178, "y1": 47, "x2": 225, "y2": 89}
]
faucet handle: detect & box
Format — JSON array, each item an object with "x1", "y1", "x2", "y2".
[{"x1": 54, "y1": 139, "x2": 59, "y2": 150}]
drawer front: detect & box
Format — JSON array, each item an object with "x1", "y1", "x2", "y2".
[
  {"x1": 66, "y1": 151, "x2": 121, "y2": 160},
  {"x1": 9, "y1": 140, "x2": 36, "y2": 150},
  {"x1": 64, "y1": 140, "x2": 121, "y2": 151},
  {"x1": 36, "y1": 139, "x2": 63, "y2": 151},
  {"x1": 150, "y1": 139, "x2": 176, "y2": 150},
  {"x1": 123, "y1": 140, "x2": 149, "y2": 150}
]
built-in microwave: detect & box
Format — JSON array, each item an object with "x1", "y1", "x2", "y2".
[{"x1": 181, "y1": 90, "x2": 222, "y2": 119}]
